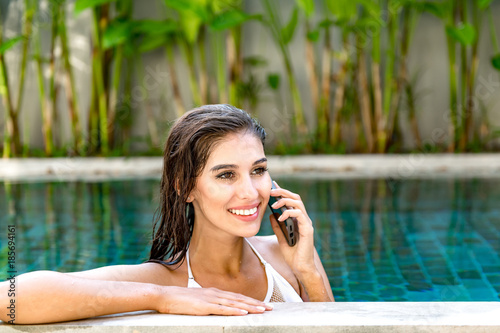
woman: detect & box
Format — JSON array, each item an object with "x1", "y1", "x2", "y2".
[{"x1": 0, "y1": 104, "x2": 333, "y2": 325}]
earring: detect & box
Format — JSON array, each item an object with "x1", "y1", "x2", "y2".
[{"x1": 187, "y1": 196, "x2": 192, "y2": 201}]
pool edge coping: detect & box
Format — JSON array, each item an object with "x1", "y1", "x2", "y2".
[
  {"x1": 1, "y1": 154, "x2": 500, "y2": 181},
  {"x1": 1, "y1": 302, "x2": 499, "y2": 332}
]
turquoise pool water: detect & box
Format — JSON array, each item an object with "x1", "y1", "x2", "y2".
[{"x1": 1, "y1": 178, "x2": 499, "y2": 301}]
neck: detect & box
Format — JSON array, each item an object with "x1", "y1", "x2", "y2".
[{"x1": 188, "y1": 229, "x2": 252, "y2": 277}]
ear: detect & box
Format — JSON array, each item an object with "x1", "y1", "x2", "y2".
[{"x1": 177, "y1": 179, "x2": 195, "y2": 203}]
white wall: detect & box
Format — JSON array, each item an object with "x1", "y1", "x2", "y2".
[{"x1": 1, "y1": 0, "x2": 499, "y2": 153}]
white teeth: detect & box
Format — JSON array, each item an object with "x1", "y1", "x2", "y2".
[{"x1": 229, "y1": 207, "x2": 257, "y2": 216}]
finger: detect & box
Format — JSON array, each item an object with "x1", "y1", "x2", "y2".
[
  {"x1": 277, "y1": 208, "x2": 314, "y2": 237},
  {"x1": 206, "y1": 288, "x2": 273, "y2": 311},
  {"x1": 218, "y1": 299, "x2": 269, "y2": 314},
  {"x1": 270, "y1": 187, "x2": 301, "y2": 201},
  {"x1": 271, "y1": 197, "x2": 306, "y2": 212}
]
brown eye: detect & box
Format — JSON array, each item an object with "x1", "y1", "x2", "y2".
[
  {"x1": 216, "y1": 171, "x2": 235, "y2": 180},
  {"x1": 252, "y1": 167, "x2": 268, "y2": 176}
]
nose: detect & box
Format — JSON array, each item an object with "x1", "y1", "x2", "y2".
[{"x1": 235, "y1": 175, "x2": 259, "y2": 200}]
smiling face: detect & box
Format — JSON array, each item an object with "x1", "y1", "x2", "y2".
[{"x1": 189, "y1": 131, "x2": 272, "y2": 240}]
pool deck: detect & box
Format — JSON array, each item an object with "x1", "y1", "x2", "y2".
[
  {"x1": 1, "y1": 302, "x2": 500, "y2": 332},
  {"x1": 1, "y1": 153, "x2": 500, "y2": 180}
]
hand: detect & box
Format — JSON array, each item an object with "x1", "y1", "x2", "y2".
[
  {"x1": 269, "y1": 181, "x2": 317, "y2": 277},
  {"x1": 157, "y1": 286, "x2": 273, "y2": 316}
]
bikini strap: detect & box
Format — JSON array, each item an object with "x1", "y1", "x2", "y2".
[
  {"x1": 186, "y1": 247, "x2": 195, "y2": 281},
  {"x1": 245, "y1": 238, "x2": 268, "y2": 265}
]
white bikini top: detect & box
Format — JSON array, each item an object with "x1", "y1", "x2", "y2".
[{"x1": 186, "y1": 238, "x2": 303, "y2": 302}]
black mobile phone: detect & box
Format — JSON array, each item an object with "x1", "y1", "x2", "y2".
[{"x1": 268, "y1": 181, "x2": 297, "y2": 247}]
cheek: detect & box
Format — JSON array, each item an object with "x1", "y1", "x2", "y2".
[
  {"x1": 199, "y1": 181, "x2": 234, "y2": 205},
  {"x1": 257, "y1": 177, "x2": 272, "y2": 199}
]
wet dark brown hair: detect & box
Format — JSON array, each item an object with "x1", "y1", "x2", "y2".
[{"x1": 149, "y1": 104, "x2": 266, "y2": 267}]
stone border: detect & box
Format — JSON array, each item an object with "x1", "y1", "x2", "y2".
[
  {"x1": 1, "y1": 302, "x2": 499, "y2": 332},
  {"x1": 0, "y1": 154, "x2": 500, "y2": 181}
]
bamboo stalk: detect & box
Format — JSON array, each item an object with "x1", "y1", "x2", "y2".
[
  {"x1": 464, "y1": 2, "x2": 480, "y2": 149},
  {"x1": 88, "y1": 62, "x2": 98, "y2": 154},
  {"x1": 107, "y1": 44, "x2": 123, "y2": 149},
  {"x1": 135, "y1": 55, "x2": 160, "y2": 148},
  {"x1": 198, "y1": 27, "x2": 208, "y2": 104},
  {"x1": 48, "y1": 2, "x2": 60, "y2": 150},
  {"x1": 371, "y1": 2, "x2": 383, "y2": 153},
  {"x1": 213, "y1": 30, "x2": 228, "y2": 103},
  {"x1": 34, "y1": 13, "x2": 54, "y2": 156},
  {"x1": 305, "y1": 21, "x2": 319, "y2": 112},
  {"x1": 318, "y1": 25, "x2": 332, "y2": 147},
  {"x1": 458, "y1": 0, "x2": 468, "y2": 151},
  {"x1": 14, "y1": 0, "x2": 34, "y2": 139},
  {"x1": 0, "y1": 14, "x2": 17, "y2": 158},
  {"x1": 372, "y1": 61, "x2": 384, "y2": 153},
  {"x1": 488, "y1": 7, "x2": 500, "y2": 53},
  {"x1": 180, "y1": 40, "x2": 202, "y2": 106},
  {"x1": 356, "y1": 36, "x2": 374, "y2": 153},
  {"x1": 91, "y1": 7, "x2": 109, "y2": 155},
  {"x1": 165, "y1": 42, "x2": 185, "y2": 117},
  {"x1": 331, "y1": 34, "x2": 347, "y2": 147},
  {"x1": 0, "y1": 52, "x2": 14, "y2": 158},
  {"x1": 228, "y1": 28, "x2": 241, "y2": 106},
  {"x1": 446, "y1": 2, "x2": 459, "y2": 152},
  {"x1": 59, "y1": 2, "x2": 83, "y2": 155},
  {"x1": 400, "y1": 6, "x2": 421, "y2": 149},
  {"x1": 382, "y1": 5, "x2": 397, "y2": 153}
]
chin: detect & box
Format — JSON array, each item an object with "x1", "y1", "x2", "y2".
[{"x1": 239, "y1": 222, "x2": 262, "y2": 238}]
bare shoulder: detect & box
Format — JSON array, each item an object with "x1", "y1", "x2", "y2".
[
  {"x1": 67, "y1": 261, "x2": 188, "y2": 286},
  {"x1": 248, "y1": 235, "x2": 281, "y2": 257},
  {"x1": 247, "y1": 236, "x2": 299, "y2": 290}
]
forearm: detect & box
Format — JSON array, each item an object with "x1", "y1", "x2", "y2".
[
  {"x1": 297, "y1": 270, "x2": 334, "y2": 302},
  {"x1": 0, "y1": 271, "x2": 160, "y2": 324}
]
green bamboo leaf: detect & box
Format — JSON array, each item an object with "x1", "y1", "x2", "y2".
[
  {"x1": 210, "y1": 10, "x2": 254, "y2": 31},
  {"x1": 267, "y1": 73, "x2": 280, "y2": 90},
  {"x1": 295, "y1": 0, "x2": 314, "y2": 18},
  {"x1": 0, "y1": 36, "x2": 24, "y2": 54},
  {"x1": 307, "y1": 29, "x2": 320, "y2": 42},
  {"x1": 492, "y1": 54, "x2": 500, "y2": 71},
  {"x1": 74, "y1": 0, "x2": 117, "y2": 15},
  {"x1": 133, "y1": 19, "x2": 178, "y2": 35},
  {"x1": 479, "y1": 0, "x2": 494, "y2": 10},
  {"x1": 137, "y1": 34, "x2": 169, "y2": 53},
  {"x1": 281, "y1": 7, "x2": 299, "y2": 45},
  {"x1": 165, "y1": 0, "x2": 208, "y2": 44},
  {"x1": 181, "y1": 12, "x2": 203, "y2": 44},
  {"x1": 164, "y1": 0, "x2": 208, "y2": 21},
  {"x1": 318, "y1": 18, "x2": 335, "y2": 29},
  {"x1": 210, "y1": 0, "x2": 240, "y2": 14},
  {"x1": 325, "y1": 0, "x2": 357, "y2": 22},
  {"x1": 446, "y1": 23, "x2": 476, "y2": 46},
  {"x1": 358, "y1": 0, "x2": 380, "y2": 14},
  {"x1": 244, "y1": 55, "x2": 267, "y2": 67},
  {"x1": 103, "y1": 20, "x2": 132, "y2": 49},
  {"x1": 417, "y1": 1, "x2": 446, "y2": 18}
]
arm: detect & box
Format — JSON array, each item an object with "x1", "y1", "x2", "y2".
[
  {"x1": 296, "y1": 248, "x2": 334, "y2": 302},
  {"x1": 0, "y1": 266, "x2": 271, "y2": 324},
  {"x1": 269, "y1": 183, "x2": 334, "y2": 302},
  {"x1": 0, "y1": 270, "x2": 160, "y2": 324}
]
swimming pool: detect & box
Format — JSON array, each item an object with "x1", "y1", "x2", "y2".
[{"x1": 1, "y1": 178, "x2": 499, "y2": 301}]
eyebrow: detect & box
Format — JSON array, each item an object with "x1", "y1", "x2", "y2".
[{"x1": 210, "y1": 158, "x2": 268, "y2": 173}]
